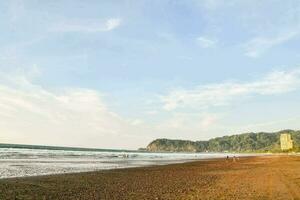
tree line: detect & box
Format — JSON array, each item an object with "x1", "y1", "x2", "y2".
[{"x1": 147, "y1": 130, "x2": 300, "y2": 153}]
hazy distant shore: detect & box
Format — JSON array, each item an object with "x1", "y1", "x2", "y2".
[{"x1": 0, "y1": 155, "x2": 299, "y2": 200}]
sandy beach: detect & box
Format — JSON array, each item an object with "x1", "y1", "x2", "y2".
[{"x1": 0, "y1": 155, "x2": 299, "y2": 200}]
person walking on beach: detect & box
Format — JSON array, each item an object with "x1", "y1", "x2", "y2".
[{"x1": 226, "y1": 155, "x2": 229, "y2": 162}]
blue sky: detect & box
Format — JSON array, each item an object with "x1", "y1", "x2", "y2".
[{"x1": 1, "y1": 0, "x2": 300, "y2": 149}]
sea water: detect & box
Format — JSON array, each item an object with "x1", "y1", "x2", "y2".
[{"x1": 0, "y1": 147, "x2": 247, "y2": 179}]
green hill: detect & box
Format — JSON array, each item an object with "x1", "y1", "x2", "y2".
[{"x1": 147, "y1": 130, "x2": 300, "y2": 153}]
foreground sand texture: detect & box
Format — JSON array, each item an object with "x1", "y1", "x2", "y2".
[{"x1": 0, "y1": 156, "x2": 299, "y2": 200}]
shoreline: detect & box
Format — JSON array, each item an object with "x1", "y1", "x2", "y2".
[
  {"x1": 0, "y1": 153, "x2": 264, "y2": 180},
  {"x1": 0, "y1": 157, "x2": 228, "y2": 180},
  {"x1": 0, "y1": 148, "x2": 264, "y2": 179},
  {"x1": 1, "y1": 155, "x2": 299, "y2": 199}
]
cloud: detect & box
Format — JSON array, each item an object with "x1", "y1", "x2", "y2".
[
  {"x1": 199, "y1": 114, "x2": 218, "y2": 129},
  {"x1": 0, "y1": 70, "x2": 148, "y2": 149},
  {"x1": 161, "y1": 69, "x2": 300, "y2": 111},
  {"x1": 196, "y1": 36, "x2": 217, "y2": 48},
  {"x1": 244, "y1": 31, "x2": 299, "y2": 58},
  {"x1": 153, "y1": 112, "x2": 222, "y2": 140},
  {"x1": 104, "y1": 18, "x2": 122, "y2": 31},
  {"x1": 51, "y1": 18, "x2": 121, "y2": 33}
]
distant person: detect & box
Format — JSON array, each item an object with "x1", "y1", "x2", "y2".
[{"x1": 226, "y1": 156, "x2": 229, "y2": 162}]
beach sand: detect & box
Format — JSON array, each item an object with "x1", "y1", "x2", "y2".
[{"x1": 0, "y1": 155, "x2": 299, "y2": 200}]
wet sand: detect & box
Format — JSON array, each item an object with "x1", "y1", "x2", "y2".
[{"x1": 0, "y1": 155, "x2": 299, "y2": 200}]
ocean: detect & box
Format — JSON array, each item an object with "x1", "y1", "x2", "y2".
[{"x1": 0, "y1": 144, "x2": 247, "y2": 179}]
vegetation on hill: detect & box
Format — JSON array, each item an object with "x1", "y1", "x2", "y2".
[{"x1": 147, "y1": 130, "x2": 300, "y2": 153}]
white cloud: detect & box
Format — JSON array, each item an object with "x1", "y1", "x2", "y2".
[
  {"x1": 162, "y1": 69, "x2": 300, "y2": 111},
  {"x1": 104, "y1": 18, "x2": 122, "y2": 31},
  {"x1": 199, "y1": 114, "x2": 218, "y2": 129},
  {"x1": 196, "y1": 36, "x2": 217, "y2": 48},
  {"x1": 153, "y1": 112, "x2": 222, "y2": 140},
  {"x1": 0, "y1": 71, "x2": 148, "y2": 149},
  {"x1": 244, "y1": 31, "x2": 299, "y2": 58},
  {"x1": 51, "y1": 18, "x2": 121, "y2": 33}
]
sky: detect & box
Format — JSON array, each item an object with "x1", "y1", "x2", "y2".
[{"x1": 1, "y1": 0, "x2": 300, "y2": 149}]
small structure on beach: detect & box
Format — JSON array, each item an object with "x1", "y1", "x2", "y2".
[{"x1": 280, "y1": 133, "x2": 293, "y2": 151}]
